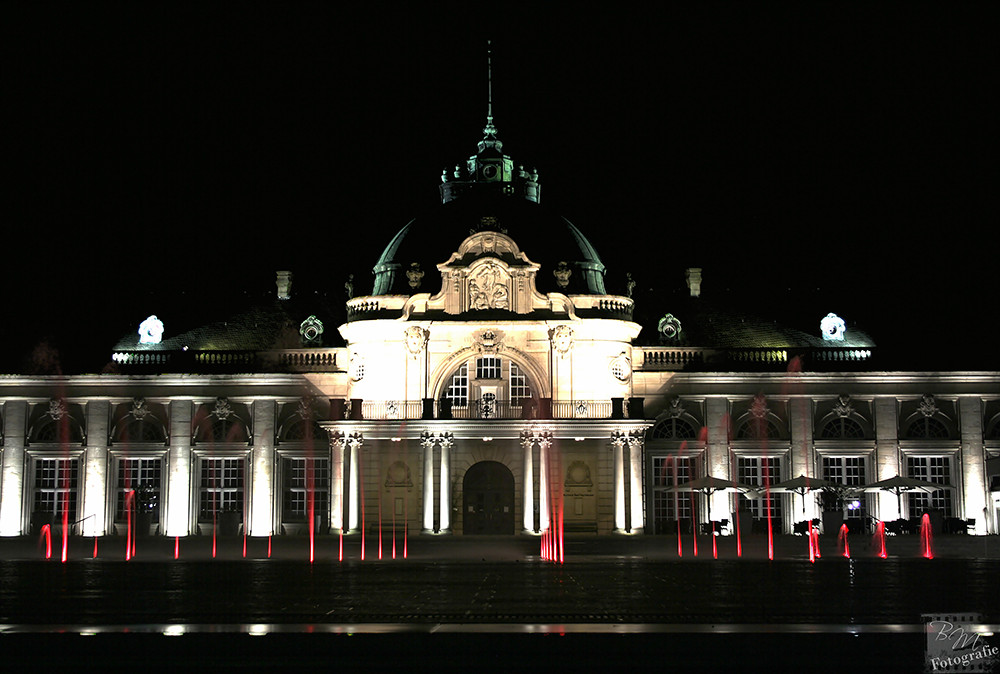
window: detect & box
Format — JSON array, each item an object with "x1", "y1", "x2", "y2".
[
  {"x1": 444, "y1": 363, "x2": 469, "y2": 407},
  {"x1": 282, "y1": 457, "x2": 330, "y2": 522},
  {"x1": 116, "y1": 419, "x2": 166, "y2": 444},
  {"x1": 822, "y1": 456, "x2": 867, "y2": 519},
  {"x1": 116, "y1": 457, "x2": 162, "y2": 523},
  {"x1": 906, "y1": 418, "x2": 950, "y2": 439},
  {"x1": 652, "y1": 456, "x2": 694, "y2": 531},
  {"x1": 652, "y1": 418, "x2": 697, "y2": 440},
  {"x1": 32, "y1": 458, "x2": 80, "y2": 518},
  {"x1": 820, "y1": 418, "x2": 865, "y2": 439},
  {"x1": 906, "y1": 456, "x2": 953, "y2": 517},
  {"x1": 509, "y1": 362, "x2": 531, "y2": 403},
  {"x1": 199, "y1": 457, "x2": 245, "y2": 522},
  {"x1": 737, "y1": 457, "x2": 782, "y2": 521},
  {"x1": 736, "y1": 419, "x2": 779, "y2": 440},
  {"x1": 197, "y1": 419, "x2": 249, "y2": 443},
  {"x1": 476, "y1": 356, "x2": 501, "y2": 380}
]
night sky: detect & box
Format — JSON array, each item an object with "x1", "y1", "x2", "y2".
[{"x1": 5, "y1": 3, "x2": 995, "y2": 373}]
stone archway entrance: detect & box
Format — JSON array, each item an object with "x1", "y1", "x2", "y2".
[{"x1": 462, "y1": 461, "x2": 515, "y2": 535}]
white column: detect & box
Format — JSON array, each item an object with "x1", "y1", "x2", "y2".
[
  {"x1": 521, "y1": 434, "x2": 534, "y2": 533},
  {"x1": 439, "y1": 434, "x2": 452, "y2": 533},
  {"x1": 329, "y1": 433, "x2": 345, "y2": 533},
  {"x1": 0, "y1": 401, "x2": 27, "y2": 536},
  {"x1": 348, "y1": 440, "x2": 360, "y2": 532},
  {"x1": 165, "y1": 400, "x2": 193, "y2": 537},
  {"x1": 874, "y1": 397, "x2": 900, "y2": 519},
  {"x1": 539, "y1": 437, "x2": 550, "y2": 533},
  {"x1": 612, "y1": 434, "x2": 626, "y2": 532},
  {"x1": 421, "y1": 433, "x2": 435, "y2": 532},
  {"x1": 959, "y1": 396, "x2": 988, "y2": 534},
  {"x1": 705, "y1": 397, "x2": 730, "y2": 527},
  {"x1": 628, "y1": 433, "x2": 644, "y2": 533},
  {"x1": 249, "y1": 400, "x2": 276, "y2": 537},
  {"x1": 789, "y1": 398, "x2": 816, "y2": 520},
  {"x1": 81, "y1": 401, "x2": 110, "y2": 537}
]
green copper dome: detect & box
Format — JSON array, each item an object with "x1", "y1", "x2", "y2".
[{"x1": 371, "y1": 120, "x2": 607, "y2": 297}]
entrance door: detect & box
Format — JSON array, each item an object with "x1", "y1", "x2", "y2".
[{"x1": 463, "y1": 461, "x2": 515, "y2": 535}]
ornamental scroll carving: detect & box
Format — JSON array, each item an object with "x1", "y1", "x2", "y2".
[{"x1": 468, "y1": 261, "x2": 510, "y2": 310}]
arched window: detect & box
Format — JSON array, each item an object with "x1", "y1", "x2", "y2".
[
  {"x1": 652, "y1": 417, "x2": 697, "y2": 440},
  {"x1": 116, "y1": 419, "x2": 166, "y2": 444},
  {"x1": 736, "y1": 418, "x2": 780, "y2": 440},
  {"x1": 197, "y1": 419, "x2": 249, "y2": 443},
  {"x1": 820, "y1": 417, "x2": 866, "y2": 439},
  {"x1": 906, "y1": 417, "x2": 950, "y2": 439}
]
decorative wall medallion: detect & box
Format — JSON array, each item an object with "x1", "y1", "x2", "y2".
[
  {"x1": 749, "y1": 394, "x2": 769, "y2": 420},
  {"x1": 658, "y1": 313, "x2": 682, "y2": 339},
  {"x1": 406, "y1": 262, "x2": 425, "y2": 289},
  {"x1": 468, "y1": 262, "x2": 510, "y2": 310},
  {"x1": 549, "y1": 325, "x2": 574, "y2": 357},
  {"x1": 297, "y1": 396, "x2": 316, "y2": 421},
  {"x1": 384, "y1": 460, "x2": 413, "y2": 487},
  {"x1": 131, "y1": 397, "x2": 151, "y2": 420},
  {"x1": 48, "y1": 398, "x2": 67, "y2": 421},
  {"x1": 833, "y1": 394, "x2": 854, "y2": 419},
  {"x1": 473, "y1": 329, "x2": 505, "y2": 354},
  {"x1": 299, "y1": 315, "x2": 324, "y2": 344},
  {"x1": 404, "y1": 326, "x2": 429, "y2": 357},
  {"x1": 565, "y1": 461, "x2": 593, "y2": 487},
  {"x1": 553, "y1": 261, "x2": 572, "y2": 289},
  {"x1": 213, "y1": 397, "x2": 234, "y2": 420},
  {"x1": 918, "y1": 394, "x2": 939, "y2": 418},
  {"x1": 820, "y1": 312, "x2": 846, "y2": 341},
  {"x1": 138, "y1": 315, "x2": 164, "y2": 344},
  {"x1": 609, "y1": 353, "x2": 631, "y2": 382},
  {"x1": 666, "y1": 397, "x2": 686, "y2": 419}
]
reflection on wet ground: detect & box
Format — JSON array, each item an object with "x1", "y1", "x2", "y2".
[{"x1": 1, "y1": 536, "x2": 998, "y2": 672}]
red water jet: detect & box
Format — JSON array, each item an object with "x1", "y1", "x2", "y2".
[
  {"x1": 124, "y1": 489, "x2": 136, "y2": 561},
  {"x1": 920, "y1": 513, "x2": 934, "y2": 559},
  {"x1": 40, "y1": 524, "x2": 52, "y2": 559},
  {"x1": 873, "y1": 521, "x2": 887, "y2": 559},
  {"x1": 838, "y1": 523, "x2": 850, "y2": 558},
  {"x1": 174, "y1": 536, "x2": 180, "y2": 560},
  {"x1": 711, "y1": 520, "x2": 718, "y2": 559}
]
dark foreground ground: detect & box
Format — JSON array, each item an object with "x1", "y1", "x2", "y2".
[{"x1": 2, "y1": 533, "x2": 999, "y2": 672}]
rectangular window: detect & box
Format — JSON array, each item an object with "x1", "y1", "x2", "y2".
[
  {"x1": 822, "y1": 456, "x2": 868, "y2": 520},
  {"x1": 476, "y1": 356, "x2": 501, "y2": 380},
  {"x1": 906, "y1": 456, "x2": 953, "y2": 517},
  {"x1": 115, "y1": 457, "x2": 163, "y2": 523},
  {"x1": 199, "y1": 457, "x2": 245, "y2": 522},
  {"x1": 737, "y1": 456, "x2": 782, "y2": 522},
  {"x1": 445, "y1": 363, "x2": 469, "y2": 407},
  {"x1": 32, "y1": 458, "x2": 80, "y2": 519},
  {"x1": 282, "y1": 457, "x2": 330, "y2": 522},
  {"x1": 509, "y1": 362, "x2": 530, "y2": 403},
  {"x1": 652, "y1": 456, "x2": 694, "y2": 530}
]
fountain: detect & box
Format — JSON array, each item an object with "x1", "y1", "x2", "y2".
[
  {"x1": 920, "y1": 513, "x2": 934, "y2": 559},
  {"x1": 872, "y1": 520, "x2": 887, "y2": 559},
  {"x1": 39, "y1": 523, "x2": 52, "y2": 559},
  {"x1": 838, "y1": 523, "x2": 850, "y2": 558}
]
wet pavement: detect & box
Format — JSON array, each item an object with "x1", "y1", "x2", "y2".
[{"x1": 2, "y1": 533, "x2": 999, "y2": 672}]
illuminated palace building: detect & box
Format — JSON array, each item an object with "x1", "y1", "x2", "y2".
[{"x1": 2, "y1": 114, "x2": 999, "y2": 544}]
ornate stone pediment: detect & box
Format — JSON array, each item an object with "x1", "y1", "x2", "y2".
[{"x1": 431, "y1": 231, "x2": 549, "y2": 315}]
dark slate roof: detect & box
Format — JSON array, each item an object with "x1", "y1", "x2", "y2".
[{"x1": 113, "y1": 295, "x2": 345, "y2": 354}]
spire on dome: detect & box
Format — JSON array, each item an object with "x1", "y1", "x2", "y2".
[{"x1": 483, "y1": 40, "x2": 497, "y2": 139}]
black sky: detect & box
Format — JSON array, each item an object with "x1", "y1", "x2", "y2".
[{"x1": 4, "y1": 3, "x2": 996, "y2": 372}]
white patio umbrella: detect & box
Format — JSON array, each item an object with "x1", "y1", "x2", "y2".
[
  {"x1": 666, "y1": 475, "x2": 759, "y2": 522},
  {"x1": 859, "y1": 475, "x2": 954, "y2": 516}
]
